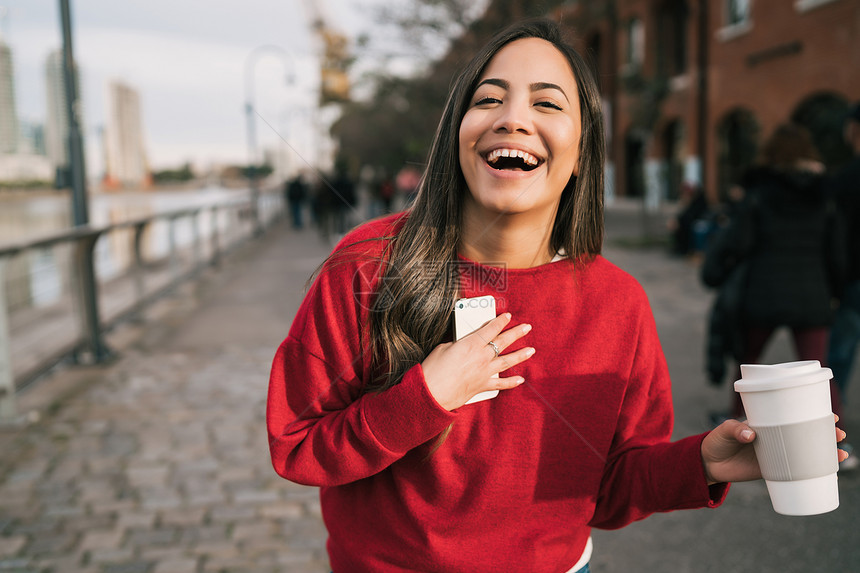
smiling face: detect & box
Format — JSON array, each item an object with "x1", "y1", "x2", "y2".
[{"x1": 458, "y1": 37, "x2": 582, "y2": 224}]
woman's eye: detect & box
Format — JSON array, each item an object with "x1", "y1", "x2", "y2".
[
  {"x1": 475, "y1": 96, "x2": 501, "y2": 106},
  {"x1": 536, "y1": 101, "x2": 563, "y2": 111}
]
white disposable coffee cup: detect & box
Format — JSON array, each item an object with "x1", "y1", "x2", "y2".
[{"x1": 734, "y1": 360, "x2": 839, "y2": 516}]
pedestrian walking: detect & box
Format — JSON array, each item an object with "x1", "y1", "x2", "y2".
[
  {"x1": 668, "y1": 182, "x2": 712, "y2": 258},
  {"x1": 826, "y1": 101, "x2": 860, "y2": 469},
  {"x1": 330, "y1": 164, "x2": 356, "y2": 236},
  {"x1": 285, "y1": 174, "x2": 308, "y2": 229},
  {"x1": 378, "y1": 176, "x2": 395, "y2": 214},
  {"x1": 702, "y1": 124, "x2": 847, "y2": 429},
  {"x1": 266, "y1": 21, "x2": 848, "y2": 573},
  {"x1": 396, "y1": 165, "x2": 421, "y2": 207}
]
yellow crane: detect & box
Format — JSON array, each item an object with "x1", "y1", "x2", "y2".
[{"x1": 302, "y1": 0, "x2": 351, "y2": 104}]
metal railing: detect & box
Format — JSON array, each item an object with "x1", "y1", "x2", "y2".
[{"x1": 0, "y1": 189, "x2": 285, "y2": 423}]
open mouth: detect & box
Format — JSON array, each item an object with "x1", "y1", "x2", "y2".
[{"x1": 485, "y1": 148, "x2": 542, "y2": 172}]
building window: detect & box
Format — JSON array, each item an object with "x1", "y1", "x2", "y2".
[
  {"x1": 657, "y1": 0, "x2": 689, "y2": 78},
  {"x1": 726, "y1": 0, "x2": 751, "y2": 26},
  {"x1": 795, "y1": 0, "x2": 839, "y2": 13},
  {"x1": 626, "y1": 17, "x2": 645, "y2": 68},
  {"x1": 717, "y1": 0, "x2": 753, "y2": 41}
]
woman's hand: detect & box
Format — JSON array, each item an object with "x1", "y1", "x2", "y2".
[
  {"x1": 422, "y1": 313, "x2": 534, "y2": 410},
  {"x1": 702, "y1": 416, "x2": 850, "y2": 485}
]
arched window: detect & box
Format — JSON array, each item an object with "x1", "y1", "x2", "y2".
[
  {"x1": 791, "y1": 93, "x2": 852, "y2": 169},
  {"x1": 662, "y1": 120, "x2": 686, "y2": 201},
  {"x1": 716, "y1": 109, "x2": 760, "y2": 201},
  {"x1": 624, "y1": 131, "x2": 646, "y2": 198}
]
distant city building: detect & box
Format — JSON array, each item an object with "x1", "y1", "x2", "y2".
[
  {"x1": 44, "y1": 49, "x2": 84, "y2": 186},
  {"x1": 0, "y1": 153, "x2": 52, "y2": 182},
  {"x1": 18, "y1": 120, "x2": 46, "y2": 155},
  {"x1": 0, "y1": 38, "x2": 19, "y2": 154},
  {"x1": 104, "y1": 80, "x2": 149, "y2": 189},
  {"x1": 0, "y1": 33, "x2": 52, "y2": 183}
]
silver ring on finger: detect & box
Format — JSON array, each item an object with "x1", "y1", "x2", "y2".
[{"x1": 487, "y1": 340, "x2": 501, "y2": 358}]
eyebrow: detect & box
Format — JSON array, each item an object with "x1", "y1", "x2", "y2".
[{"x1": 476, "y1": 78, "x2": 570, "y2": 103}]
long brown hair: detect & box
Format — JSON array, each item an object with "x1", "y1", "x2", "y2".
[
  {"x1": 366, "y1": 18, "x2": 605, "y2": 393},
  {"x1": 759, "y1": 123, "x2": 820, "y2": 170}
]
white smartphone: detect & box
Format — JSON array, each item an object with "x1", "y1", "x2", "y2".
[{"x1": 453, "y1": 295, "x2": 499, "y2": 404}]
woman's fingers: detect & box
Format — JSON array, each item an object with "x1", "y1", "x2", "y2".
[
  {"x1": 493, "y1": 345, "x2": 536, "y2": 373},
  {"x1": 493, "y1": 374, "x2": 527, "y2": 390},
  {"x1": 492, "y1": 321, "x2": 533, "y2": 351},
  {"x1": 468, "y1": 315, "x2": 535, "y2": 373},
  {"x1": 470, "y1": 312, "x2": 512, "y2": 347},
  {"x1": 470, "y1": 314, "x2": 532, "y2": 353},
  {"x1": 421, "y1": 312, "x2": 534, "y2": 409}
]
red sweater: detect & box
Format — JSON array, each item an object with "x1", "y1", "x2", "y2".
[{"x1": 267, "y1": 214, "x2": 728, "y2": 572}]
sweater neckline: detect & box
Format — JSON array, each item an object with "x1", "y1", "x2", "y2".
[{"x1": 455, "y1": 251, "x2": 577, "y2": 275}]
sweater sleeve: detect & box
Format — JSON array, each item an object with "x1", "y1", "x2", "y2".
[
  {"x1": 266, "y1": 248, "x2": 456, "y2": 487},
  {"x1": 589, "y1": 291, "x2": 729, "y2": 529}
]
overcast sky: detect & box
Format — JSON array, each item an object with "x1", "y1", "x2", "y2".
[{"x1": 1, "y1": 0, "x2": 412, "y2": 173}]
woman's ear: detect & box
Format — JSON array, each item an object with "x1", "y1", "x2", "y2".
[{"x1": 572, "y1": 159, "x2": 580, "y2": 177}]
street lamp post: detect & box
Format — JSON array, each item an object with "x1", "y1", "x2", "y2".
[
  {"x1": 244, "y1": 45, "x2": 296, "y2": 236},
  {"x1": 59, "y1": 0, "x2": 87, "y2": 227},
  {"x1": 59, "y1": 0, "x2": 109, "y2": 364}
]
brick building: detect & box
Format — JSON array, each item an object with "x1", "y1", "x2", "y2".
[{"x1": 552, "y1": 0, "x2": 860, "y2": 205}]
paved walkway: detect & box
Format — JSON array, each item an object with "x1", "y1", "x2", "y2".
[
  {"x1": 0, "y1": 222, "x2": 332, "y2": 573},
  {"x1": 0, "y1": 210, "x2": 857, "y2": 573}
]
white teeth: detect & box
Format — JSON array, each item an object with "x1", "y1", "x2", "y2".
[{"x1": 486, "y1": 148, "x2": 539, "y2": 166}]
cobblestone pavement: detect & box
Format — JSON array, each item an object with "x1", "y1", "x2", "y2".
[
  {"x1": 1, "y1": 206, "x2": 858, "y2": 572},
  {"x1": 0, "y1": 222, "x2": 332, "y2": 573}
]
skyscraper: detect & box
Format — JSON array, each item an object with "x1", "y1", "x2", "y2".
[
  {"x1": 104, "y1": 80, "x2": 148, "y2": 189},
  {"x1": 44, "y1": 50, "x2": 84, "y2": 186},
  {"x1": 0, "y1": 37, "x2": 19, "y2": 154}
]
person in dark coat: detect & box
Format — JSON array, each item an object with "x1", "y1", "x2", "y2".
[
  {"x1": 827, "y1": 102, "x2": 860, "y2": 404},
  {"x1": 331, "y1": 161, "x2": 357, "y2": 236},
  {"x1": 285, "y1": 174, "x2": 308, "y2": 229},
  {"x1": 825, "y1": 102, "x2": 860, "y2": 470},
  {"x1": 708, "y1": 123, "x2": 846, "y2": 422},
  {"x1": 669, "y1": 182, "x2": 711, "y2": 257}
]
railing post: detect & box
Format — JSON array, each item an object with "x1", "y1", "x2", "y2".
[
  {"x1": 227, "y1": 206, "x2": 237, "y2": 251},
  {"x1": 131, "y1": 221, "x2": 148, "y2": 321},
  {"x1": 276, "y1": 189, "x2": 285, "y2": 221},
  {"x1": 73, "y1": 232, "x2": 111, "y2": 364},
  {"x1": 245, "y1": 200, "x2": 255, "y2": 241},
  {"x1": 210, "y1": 206, "x2": 221, "y2": 267},
  {"x1": 250, "y1": 181, "x2": 263, "y2": 238},
  {"x1": 259, "y1": 192, "x2": 269, "y2": 231},
  {"x1": 168, "y1": 216, "x2": 179, "y2": 284},
  {"x1": 191, "y1": 209, "x2": 202, "y2": 274},
  {"x1": 0, "y1": 256, "x2": 18, "y2": 423}
]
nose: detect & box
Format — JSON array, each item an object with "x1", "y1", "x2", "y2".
[{"x1": 492, "y1": 98, "x2": 533, "y2": 134}]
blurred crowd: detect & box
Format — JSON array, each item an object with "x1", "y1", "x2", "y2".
[
  {"x1": 281, "y1": 163, "x2": 420, "y2": 244},
  {"x1": 688, "y1": 103, "x2": 860, "y2": 471}
]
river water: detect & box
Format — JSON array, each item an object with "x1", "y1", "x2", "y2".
[
  {"x1": 0, "y1": 185, "x2": 249, "y2": 246},
  {"x1": 0, "y1": 185, "x2": 253, "y2": 311}
]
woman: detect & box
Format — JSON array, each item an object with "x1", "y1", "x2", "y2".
[
  {"x1": 707, "y1": 124, "x2": 846, "y2": 421},
  {"x1": 267, "y1": 20, "x2": 846, "y2": 572}
]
